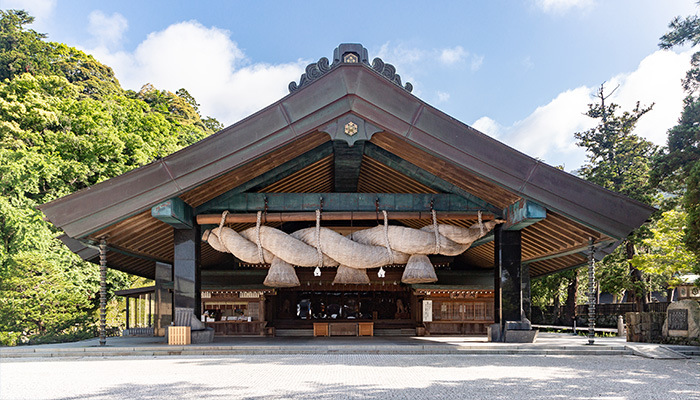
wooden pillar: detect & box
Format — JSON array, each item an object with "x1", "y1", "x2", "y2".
[
  {"x1": 494, "y1": 225, "x2": 523, "y2": 323},
  {"x1": 522, "y1": 263, "x2": 531, "y2": 321},
  {"x1": 173, "y1": 225, "x2": 201, "y2": 315},
  {"x1": 154, "y1": 262, "x2": 173, "y2": 336},
  {"x1": 125, "y1": 296, "x2": 130, "y2": 330},
  {"x1": 148, "y1": 293, "x2": 153, "y2": 327}
]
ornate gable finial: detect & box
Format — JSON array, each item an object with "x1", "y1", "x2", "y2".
[
  {"x1": 371, "y1": 58, "x2": 413, "y2": 93},
  {"x1": 288, "y1": 43, "x2": 413, "y2": 93}
]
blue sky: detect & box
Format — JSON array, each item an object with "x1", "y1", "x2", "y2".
[{"x1": 5, "y1": 0, "x2": 698, "y2": 171}]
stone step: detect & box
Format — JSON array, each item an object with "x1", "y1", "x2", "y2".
[
  {"x1": 665, "y1": 345, "x2": 700, "y2": 356},
  {"x1": 374, "y1": 329, "x2": 415, "y2": 336},
  {"x1": 275, "y1": 329, "x2": 314, "y2": 337},
  {"x1": 626, "y1": 344, "x2": 689, "y2": 359}
]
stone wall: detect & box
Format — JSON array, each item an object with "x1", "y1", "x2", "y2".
[{"x1": 625, "y1": 312, "x2": 665, "y2": 343}]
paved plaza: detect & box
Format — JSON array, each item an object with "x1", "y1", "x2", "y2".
[
  {"x1": 1, "y1": 353, "x2": 699, "y2": 399},
  {"x1": 1, "y1": 333, "x2": 699, "y2": 399}
]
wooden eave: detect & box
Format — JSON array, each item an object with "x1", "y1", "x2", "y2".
[{"x1": 40, "y1": 62, "x2": 654, "y2": 278}]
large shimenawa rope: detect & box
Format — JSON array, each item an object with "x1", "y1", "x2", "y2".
[{"x1": 203, "y1": 211, "x2": 502, "y2": 287}]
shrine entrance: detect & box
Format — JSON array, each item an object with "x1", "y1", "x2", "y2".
[{"x1": 40, "y1": 43, "x2": 655, "y2": 345}]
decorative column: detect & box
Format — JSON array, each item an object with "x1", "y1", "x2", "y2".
[
  {"x1": 99, "y1": 239, "x2": 108, "y2": 346},
  {"x1": 587, "y1": 238, "x2": 596, "y2": 345}
]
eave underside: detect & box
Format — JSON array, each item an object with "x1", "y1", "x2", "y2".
[{"x1": 85, "y1": 133, "x2": 611, "y2": 279}]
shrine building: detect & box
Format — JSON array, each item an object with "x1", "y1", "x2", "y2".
[{"x1": 39, "y1": 44, "x2": 655, "y2": 341}]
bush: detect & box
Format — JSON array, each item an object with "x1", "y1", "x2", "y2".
[{"x1": 0, "y1": 331, "x2": 22, "y2": 346}]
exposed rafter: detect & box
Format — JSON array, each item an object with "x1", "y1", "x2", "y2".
[{"x1": 364, "y1": 143, "x2": 501, "y2": 215}]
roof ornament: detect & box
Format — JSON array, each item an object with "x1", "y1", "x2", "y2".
[
  {"x1": 371, "y1": 58, "x2": 413, "y2": 93},
  {"x1": 288, "y1": 57, "x2": 331, "y2": 93},
  {"x1": 288, "y1": 43, "x2": 413, "y2": 93}
]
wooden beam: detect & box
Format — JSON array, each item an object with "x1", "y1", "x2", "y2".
[
  {"x1": 470, "y1": 232, "x2": 494, "y2": 248},
  {"x1": 151, "y1": 197, "x2": 193, "y2": 229},
  {"x1": 197, "y1": 211, "x2": 496, "y2": 225},
  {"x1": 364, "y1": 143, "x2": 502, "y2": 215},
  {"x1": 523, "y1": 238, "x2": 617, "y2": 265},
  {"x1": 195, "y1": 142, "x2": 334, "y2": 214},
  {"x1": 197, "y1": 192, "x2": 488, "y2": 214},
  {"x1": 333, "y1": 140, "x2": 365, "y2": 192},
  {"x1": 502, "y1": 199, "x2": 546, "y2": 231}
]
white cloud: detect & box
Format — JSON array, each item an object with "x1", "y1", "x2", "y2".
[
  {"x1": 87, "y1": 11, "x2": 128, "y2": 49},
  {"x1": 84, "y1": 20, "x2": 305, "y2": 126},
  {"x1": 440, "y1": 46, "x2": 468, "y2": 66},
  {"x1": 436, "y1": 91, "x2": 451, "y2": 103},
  {"x1": 535, "y1": 0, "x2": 595, "y2": 15},
  {"x1": 472, "y1": 116, "x2": 503, "y2": 140},
  {"x1": 471, "y1": 55, "x2": 485, "y2": 71},
  {"x1": 375, "y1": 42, "x2": 427, "y2": 65},
  {"x1": 472, "y1": 49, "x2": 691, "y2": 171},
  {"x1": 605, "y1": 50, "x2": 691, "y2": 147},
  {"x1": 374, "y1": 42, "x2": 484, "y2": 95},
  {"x1": 3, "y1": 0, "x2": 55, "y2": 28}
]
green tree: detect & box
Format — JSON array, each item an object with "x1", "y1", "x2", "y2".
[
  {"x1": 0, "y1": 11, "x2": 219, "y2": 345},
  {"x1": 0, "y1": 10, "x2": 48, "y2": 80},
  {"x1": 574, "y1": 84, "x2": 657, "y2": 311},
  {"x1": 656, "y1": 10, "x2": 700, "y2": 267},
  {"x1": 631, "y1": 209, "x2": 698, "y2": 297}
]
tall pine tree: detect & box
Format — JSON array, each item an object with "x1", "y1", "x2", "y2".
[{"x1": 575, "y1": 84, "x2": 657, "y2": 311}]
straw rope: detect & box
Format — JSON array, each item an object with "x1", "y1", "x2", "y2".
[
  {"x1": 255, "y1": 211, "x2": 264, "y2": 264},
  {"x1": 203, "y1": 210, "x2": 502, "y2": 287},
  {"x1": 431, "y1": 209, "x2": 441, "y2": 255},
  {"x1": 478, "y1": 210, "x2": 484, "y2": 237},
  {"x1": 382, "y1": 210, "x2": 394, "y2": 265}
]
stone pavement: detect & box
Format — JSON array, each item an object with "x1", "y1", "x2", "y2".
[
  {"x1": 2, "y1": 352, "x2": 699, "y2": 399},
  {"x1": 1, "y1": 332, "x2": 698, "y2": 359}
]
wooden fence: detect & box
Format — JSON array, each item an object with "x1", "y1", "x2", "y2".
[{"x1": 536, "y1": 302, "x2": 670, "y2": 318}]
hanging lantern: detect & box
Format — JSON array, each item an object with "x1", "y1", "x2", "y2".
[
  {"x1": 314, "y1": 267, "x2": 322, "y2": 277},
  {"x1": 378, "y1": 266, "x2": 386, "y2": 278}
]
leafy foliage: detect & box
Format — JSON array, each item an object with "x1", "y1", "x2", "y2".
[
  {"x1": 0, "y1": 10, "x2": 220, "y2": 345},
  {"x1": 573, "y1": 84, "x2": 658, "y2": 307},
  {"x1": 632, "y1": 210, "x2": 698, "y2": 284},
  {"x1": 574, "y1": 85, "x2": 657, "y2": 204},
  {"x1": 656, "y1": 7, "x2": 700, "y2": 269}
]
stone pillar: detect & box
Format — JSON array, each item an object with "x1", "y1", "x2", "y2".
[
  {"x1": 494, "y1": 226, "x2": 523, "y2": 323},
  {"x1": 173, "y1": 225, "x2": 201, "y2": 315},
  {"x1": 522, "y1": 263, "x2": 531, "y2": 321}
]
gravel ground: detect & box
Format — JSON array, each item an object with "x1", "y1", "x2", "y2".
[{"x1": 1, "y1": 354, "x2": 699, "y2": 399}]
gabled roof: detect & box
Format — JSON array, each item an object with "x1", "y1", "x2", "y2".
[{"x1": 39, "y1": 44, "x2": 655, "y2": 278}]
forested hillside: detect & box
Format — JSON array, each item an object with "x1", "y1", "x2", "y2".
[{"x1": 0, "y1": 10, "x2": 221, "y2": 345}]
